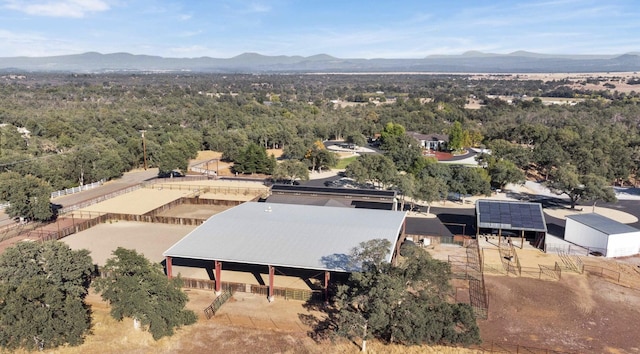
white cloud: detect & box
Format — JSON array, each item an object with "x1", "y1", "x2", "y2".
[
  {"x1": 178, "y1": 14, "x2": 192, "y2": 21},
  {"x1": 3, "y1": 0, "x2": 109, "y2": 18},
  {"x1": 0, "y1": 29, "x2": 80, "y2": 56}
]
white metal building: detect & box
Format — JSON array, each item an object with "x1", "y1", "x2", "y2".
[
  {"x1": 565, "y1": 213, "x2": 640, "y2": 258},
  {"x1": 163, "y1": 202, "x2": 407, "y2": 300}
]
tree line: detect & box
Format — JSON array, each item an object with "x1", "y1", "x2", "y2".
[{"x1": 0, "y1": 72, "x2": 636, "y2": 220}]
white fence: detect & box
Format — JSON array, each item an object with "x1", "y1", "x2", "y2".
[{"x1": 50, "y1": 180, "x2": 105, "y2": 199}]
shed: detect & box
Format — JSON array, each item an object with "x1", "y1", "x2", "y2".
[{"x1": 565, "y1": 213, "x2": 640, "y2": 258}]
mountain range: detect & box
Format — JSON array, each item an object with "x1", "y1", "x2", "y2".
[{"x1": 0, "y1": 51, "x2": 639, "y2": 74}]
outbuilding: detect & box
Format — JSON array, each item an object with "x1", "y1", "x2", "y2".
[
  {"x1": 565, "y1": 213, "x2": 640, "y2": 258},
  {"x1": 475, "y1": 199, "x2": 547, "y2": 249}
]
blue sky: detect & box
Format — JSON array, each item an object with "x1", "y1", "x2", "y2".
[{"x1": 0, "y1": 0, "x2": 638, "y2": 58}]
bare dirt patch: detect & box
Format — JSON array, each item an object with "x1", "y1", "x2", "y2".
[
  {"x1": 61, "y1": 221, "x2": 195, "y2": 266},
  {"x1": 155, "y1": 204, "x2": 231, "y2": 219},
  {"x1": 480, "y1": 275, "x2": 640, "y2": 353}
]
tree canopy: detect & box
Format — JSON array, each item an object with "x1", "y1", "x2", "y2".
[
  {"x1": 272, "y1": 159, "x2": 310, "y2": 184},
  {"x1": 0, "y1": 172, "x2": 54, "y2": 221},
  {"x1": 93, "y1": 248, "x2": 197, "y2": 340},
  {"x1": 316, "y1": 240, "x2": 481, "y2": 351},
  {"x1": 0, "y1": 241, "x2": 94, "y2": 351},
  {"x1": 232, "y1": 142, "x2": 276, "y2": 175}
]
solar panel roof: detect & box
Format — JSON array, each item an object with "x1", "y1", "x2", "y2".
[
  {"x1": 476, "y1": 200, "x2": 547, "y2": 232},
  {"x1": 163, "y1": 202, "x2": 407, "y2": 272}
]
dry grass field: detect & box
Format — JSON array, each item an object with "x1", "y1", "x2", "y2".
[{"x1": 16, "y1": 288, "x2": 474, "y2": 354}]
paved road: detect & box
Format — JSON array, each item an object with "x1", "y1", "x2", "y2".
[
  {"x1": 51, "y1": 168, "x2": 160, "y2": 208},
  {"x1": 0, "y1": 168, "x2": 160, "y2": 227}
]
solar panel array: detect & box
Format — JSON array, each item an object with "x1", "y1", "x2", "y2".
[{"x1": 476, "y1": 200, "x2": 546, "y2": 231}]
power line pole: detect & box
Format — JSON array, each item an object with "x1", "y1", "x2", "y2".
[{"x1": 140, "y1": 130, "x2": 147, "y2": 170}]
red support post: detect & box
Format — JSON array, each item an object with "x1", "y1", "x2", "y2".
[
  {"x1": 166, "y1": 256, "x2": 173, "y2": 278},
  {"x1": 268, "y1": 265, "x2": 275, "y2": 302},
  {"x1": 214, "y1": 260, "x2": 222, "y2": 294},
  {"x1": 324, "y1": 271, "x2": 330, "y2": 301}
]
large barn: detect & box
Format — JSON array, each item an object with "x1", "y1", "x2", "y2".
[
  {"x1": 163, "y1": 202, "x2": 407, "y2": 301},
  {"x1": 565, "y1": 213, "x2": 640, "y2": 258}
]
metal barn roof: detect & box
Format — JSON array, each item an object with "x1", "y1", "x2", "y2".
[
  {"x1": 476, "y1": 200, "x2": 547, "y2": 232},
  {"x1": 270, "y1": 185, "x2": 397, "y2": 199},
  {"x1": 163, "y1": 202, "x2": 407, "y2": 272},
  {"x1": 566, "y1": 213, "x2": 640, "y2": 235}
]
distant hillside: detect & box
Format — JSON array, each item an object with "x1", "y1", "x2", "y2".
[{"x1": 0, "y1": 51, "x2": 639, "y2": 73}]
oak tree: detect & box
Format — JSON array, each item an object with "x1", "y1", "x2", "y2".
[{"x1": 93, "y1": 248, "x2": 197, "y2": 340}]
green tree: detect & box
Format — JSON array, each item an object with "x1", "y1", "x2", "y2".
[
  {"x1": 0, "y1": 241, "x2": 93, "y2": 350},
  {"x1": 93, "y1": 248, "x2": 196, "y2": 340},
  {"x1": 345, "y1": 131, "x2": 367, "y2": 147},
  {"x1": 415, "y1": 175, "x2": 449, "y2": 214},
  {"x1": 233, "y1": 142, "x2": 276, "y2": 174},
  {"x1": 449, "y1": 166, "x2": 491, "y2": 201},
  {"x1": 487, "y1": 159, "x2": 526, "y2": 189},
  {"x1": 272, "y1": 159, "x2": 310, "y2": 184},
  {"x1": 345, "y1": 154, "x2": 397, "y2": 189},
  {"x1": 305, "y1": 141, "x2": 338, "y2": 173},
  {"x1": 548, "y1": 165, "x2": 617, "y2": 209},
  {"x1": 0, "y1": 172, "x2": 53, "y2": 221},
  {"x1": 328, "y1": 241, "x2": 480, "y2": 351},
  {"x1": 392, "y1": 173, "x2": 416, "y2": 211},
  {"x1": 448, "y1": 121, "x2": 464, "y2": 152}
]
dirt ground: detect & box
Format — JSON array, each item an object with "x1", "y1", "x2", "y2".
[{"x1": 480, "y1": 275, "x2": 640, "y2": 353}]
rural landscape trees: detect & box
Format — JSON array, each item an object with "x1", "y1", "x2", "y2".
[
  {"x1": 0, "y1": 243, "x2": 197, "y2": 351},
  {"x1": 0, "y1": 241, "x2": 94, "y2": 350},
  {"x1": 0, "y1": 172, "x2": 54, "y2": 221},
  {"x1": 0, "y1": 72, "x2": 633, "y2": 209},
  {"x1": 93, "y1": 248, "x2": 197, "y2": 340},
  {"x1": 0, "y1": 70, "x2": 637, "y2": 352},
  {"x1": 320, "y1": 240, "x2": 480, "y2": 350}
]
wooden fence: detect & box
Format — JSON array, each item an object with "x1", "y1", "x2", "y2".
[{"x1": 180, "y1": 277, "x2": 322, "y2": 302}]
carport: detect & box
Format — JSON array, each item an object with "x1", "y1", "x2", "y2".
[
  {"x1": 475, "y1": 200, "x2": 547, "y2": 249},
  {"x1": 163, "y1": 202, "x2": 407, "y2": 301}
]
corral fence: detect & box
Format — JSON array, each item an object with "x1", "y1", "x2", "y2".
[
  {"x1": 582, "y1": 264, "x2": 621, "y2": 283},
  {"x1": 143, "y1": 197, "x2": 242, "y2": 217},
  {"x1": 545, "y1": 243, "x2": 606, "y2": 258},
  {"x1": 203, "y1": 290, "x2": 233, "y2": 319},
  {"x1": 539, "y1": 263, "x2": 562, "y2": 281},
  {"x1": 467, "y1": 240, "x2": 489, "y2": 319},
  {"x1": 58, "y1": 184, "x2": 144, "y2": 214},
  {"x1": 145, "y1": 183, "x2": 268, "y2": 198},
  {"x1": 180, "y1": 277, "x2": 322, "y2": 302},
  {"x1": 14, "y1": 195, "x2": 243, "y2": 245}
]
